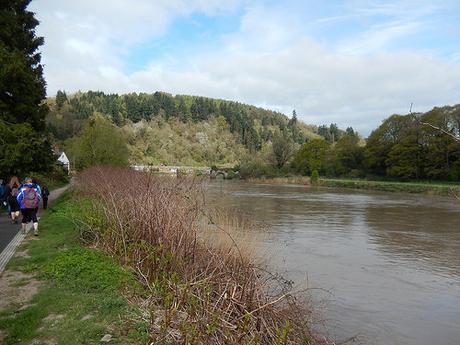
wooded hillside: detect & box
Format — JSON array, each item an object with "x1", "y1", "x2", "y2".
[{"x1": 46, "y1": 90, "x2": 320, "y2": 167}]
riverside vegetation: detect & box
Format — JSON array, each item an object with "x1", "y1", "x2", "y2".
[
  {"x1": 0, "y1": 166, "x2": 327, "y2": 344},
  {"x1": 74, "y1": 166, "x2": 324, "y2": 344},
  {"x1": 46, "y1": 91, "x2": 460, "y2": 189}
]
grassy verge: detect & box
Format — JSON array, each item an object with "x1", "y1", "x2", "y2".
[
  {"x1": 320, "y1": 178, "x2": 460, "y2": 196},
  {"x1": 0, "y1": 192, "x2": 149, "y2": 345}
]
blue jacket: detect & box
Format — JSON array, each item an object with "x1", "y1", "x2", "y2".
[{"x1": 16, "y1": 183, "x2": 41, "y2": 209}]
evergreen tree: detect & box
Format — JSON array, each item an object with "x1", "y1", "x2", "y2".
[
  {"x1": 0, "y1": 0, "x2": 48, "y2": 131},
  {"x1": 55, "y1": 90, "x2": 68, "y2": 109},
  {"x1": 289, "y1": 110, "x2": 297, "y2": 126},
  {"x1": 0, "y1": 0, "x2": 53, "y2": 176},
  {"x1": 329, "y1": 123, "x2": 341, "y2": 143},
  {"x1": 0, "y1": 122, "x2": 54, "y2": 176},
  {"x1": 317, "y1": 125, "x2": 332, "y2": 142},
  {"x1": 346, "y1": 127, "x2": 356, "y2": 137}
]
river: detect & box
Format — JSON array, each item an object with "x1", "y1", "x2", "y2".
[{"x1": 205, "y1": 181, "x2": 460, "y2": 345}]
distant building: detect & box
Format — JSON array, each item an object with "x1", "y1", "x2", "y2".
[{"x1": 57, "y1": 152, "x2": 70, "y2": 171}]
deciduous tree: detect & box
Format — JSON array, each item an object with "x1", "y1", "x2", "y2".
[
  {"x1": 66, "y1": 114, "x2": 129, "y2": 170},
  {"x1": 271, "y1": 131, "x2": 294, "y2": 168},
  {"x1": 292, "y1": 138, "x2": 329, "y2": 175}
]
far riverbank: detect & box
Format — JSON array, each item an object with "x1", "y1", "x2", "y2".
[
  {"x1": 131, "y1": 165, "x2": 460, "y2": 197},
  {"x1": 320, "y1": 178, "x2": 460, "y2": 196},
  {"x1": 244, "y1": 176, "x2": 460, "y2": 197}
]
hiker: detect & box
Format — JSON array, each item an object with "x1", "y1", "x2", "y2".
[
  {"x1": 41, "y1": 185, "x2": 50, "y2": 209},
  {"x1": 6, "y1": 176, "x2": 21, "y2": 224},
  {"x1": 16, "y1": 177, "x2": 41, "y2": 235},
  {"x1": 32, "y1": 178, "x2": 42, "y2": 196},
  {"x1": 0, "y1": 179, "x2": 5, "y2": 213},
  {"x1": 32, "y1": 178, "x2": 42, "y2": 216}
]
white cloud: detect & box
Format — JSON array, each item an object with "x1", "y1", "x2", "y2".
[
  {"x1": 123, "y1": 39, "x2": 460, "y2": 134},
  {"x1": 337, "y1": 21, "x2": 422, "y2": 55},
  {"x1": 29, "y1": 1, "x2": 460, "y2": 135}
]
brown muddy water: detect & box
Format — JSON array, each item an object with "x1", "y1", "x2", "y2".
[{"x1": 206, "y1": 181, "x2": 460, "y2": 345}]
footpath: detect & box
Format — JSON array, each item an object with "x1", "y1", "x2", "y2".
[
  {"x1": 0, "y1": 188, "x2": 149, "y2": 345},
  {"x1": 0, "y1": 186, "x2": 69, "y2": 274}
]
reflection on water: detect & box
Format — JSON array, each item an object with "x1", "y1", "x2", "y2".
[{"x1": 206, "y1": 181, "x2": 460, "y2": 345}]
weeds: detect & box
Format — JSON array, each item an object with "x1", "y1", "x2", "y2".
[{"x1": 76, "y1": 166, "x2": 322, "y2": 344}]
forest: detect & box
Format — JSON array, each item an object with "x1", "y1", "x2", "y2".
[{"x1": 46, "y1": 90, "x2": 460, "y2": 181}]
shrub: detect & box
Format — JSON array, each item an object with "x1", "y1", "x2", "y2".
[
  {"x1": 310, "y1": 170, "x2": 319, "y2": 185},
  {"x1": 239, "y1": 160, "x2": 278, "y2": 178},
  {"x1": 225, "y1": 169, "x2": 236, "y2": 179},
  {"x1": 75, "y1": 166, "x2": 321, "y2": 344}
]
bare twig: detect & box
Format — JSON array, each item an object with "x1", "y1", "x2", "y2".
[
  {"x1": 75, "y1": 166, "x2": 326, "y2": 344},
  {"x1": 409, "y1": 102, "x2": 460, "y2": 142}
]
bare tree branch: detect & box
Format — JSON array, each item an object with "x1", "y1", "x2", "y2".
[{"x1": 409, "y1": 102, "x2": 460, "y2": 142}]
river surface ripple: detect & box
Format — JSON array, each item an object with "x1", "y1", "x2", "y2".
[{"x1": 206, "y1": 181, "x2": 460, "y2": 345}]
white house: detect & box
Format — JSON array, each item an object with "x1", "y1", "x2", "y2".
[{"x1": 57, "y1": 152, "x2": 70, "y2": 171}]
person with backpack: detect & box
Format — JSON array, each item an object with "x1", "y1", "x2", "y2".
[
  {"x1": 6, "y1": 176, "x2": 21, "y2": 224},
  {"x1": 16, "y1": 177, "x2": 41, "y2": 235},
  {"x1": 41, "y1": 185, "x2": 50, "y2": 209},
  {"x1": 0, "y1": 179, "x2": 5, "y2": 214},
  {"x1": 32, "y1": 178, "x2": 42, "y2": 217},
  {"x1": 32, "y1": 178, "x2": 42, "y2": 198}
]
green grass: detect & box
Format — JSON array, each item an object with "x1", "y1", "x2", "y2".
[
  {"x1": 0, "y1": 193, "x2": 149, "y2": 345},
  {"x1": 320, "y1": 178, "x2": 460, "y2": 196}
]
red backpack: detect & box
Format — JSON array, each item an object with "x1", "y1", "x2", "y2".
[{"x1": 24, "y1": 187, "x2": 40, "y2": 209}]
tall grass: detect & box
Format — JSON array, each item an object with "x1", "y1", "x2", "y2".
[{"x1": 76, "y1": 166, "x2": 324, "y2": 344}]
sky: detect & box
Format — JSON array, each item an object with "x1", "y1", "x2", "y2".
[{"x1": 30, "y1": 0, "x2": 460, "y2": 135}]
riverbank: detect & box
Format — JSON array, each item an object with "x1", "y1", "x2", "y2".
[
  {"x1": 320, "y1": 178, "x2": 460, "y2": 196},
  {"x1": 244, "y1": 175, "x2": 460, "y2": 197},
  {"x1": 247, "y1": 176, "x2": 311, "y2": 185},
  {"x1": 0, "y1": 167, "x2": 327, "y2": 344}
]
